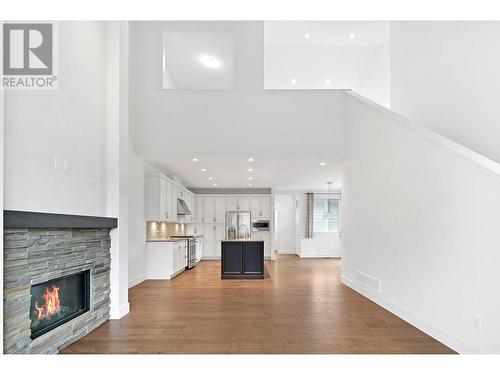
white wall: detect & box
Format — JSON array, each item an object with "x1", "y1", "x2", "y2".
[
  {"x1": 391, "y1": 21, "x2": 500, "y2": 164},
  {"x1": 357, "y1": 42, "x2": 390, "y2": 108},
  {"x1": 341, "y1": 92, "x2": 500, "y2": 353},
  {"x1": 274, "y1": 194, "x2": 295, "y2": 253},
  {"x1": 128, "y1": 150, "x2": 146, "y2": 288},
  {"x1": 4, "y1": 22, "x2": 108, "y2": 216}
]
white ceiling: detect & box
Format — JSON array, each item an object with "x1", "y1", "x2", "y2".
[
  {"x1": 132, "y1": 22, "x2": 353, "y2": 192},
  {"x1": 264, "y1": 21, "x2": 390, "y2": 47},
  {"x1": 163, "y1": 31, "x2": 234, "y2": 89}
]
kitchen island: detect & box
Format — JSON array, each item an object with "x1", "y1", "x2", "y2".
[{"x1": 221, "y1": 238, "x2": 264, "y2": 279}]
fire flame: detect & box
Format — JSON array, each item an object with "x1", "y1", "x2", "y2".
[{"x1": 34, "y1": 285, "x2": 61, "y2": 320}]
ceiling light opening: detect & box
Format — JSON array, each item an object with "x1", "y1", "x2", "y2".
[
  {"x1": 349, "y1": 33, "x2": 355, "y2": 40},
  {"x1": 201, "y1": 168, "x2": 207, "y2": 172},
  {"x1": 320, "y1": 162, "x2": 326, "y2": 166},
  {"x1": 198, "y1": 54, "x2": 222, "y2": 69},
  {"x1": 304, "y1": 33, "x2": 310, "y2": 39},
  {"x1": 248, "y1": 158, "x2": 254, "y2": 162},
  {"x1": 192, "y1": 158, "x2": 198, "y2": 162}
]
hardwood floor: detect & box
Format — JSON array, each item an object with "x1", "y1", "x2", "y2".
[{"x1": 62, "y1": 255, "x2": 455, "y2": 354}]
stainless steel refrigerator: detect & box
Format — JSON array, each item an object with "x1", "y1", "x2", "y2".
[{"x1": 225, "y1": 211, "x2": 251, "y2": 239}]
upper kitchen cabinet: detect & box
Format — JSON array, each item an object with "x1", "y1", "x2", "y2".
[
  {"x1": 250, "y1": 196, "x2": 271, "y2": 219},
  {"x1": 226, "y1": 196, "x2": 251, "y2": 211},
  {"x1": 214, "y1": 197, "x2": 226, "y2": 223},
  {"x1": 225, "y1": 197, "x2": 238, "y2": 211},
  {"x1": 146, "y1": 175, "x2": 175, "y2": 222},
  {"x1": 238, "y1": 197, "x2": 251, "y2": 211},
  {"x1": 203, "y1": 197, "x2": 226, "y2": 223},
  {"x1": 196, "y1": 196, "x2": 205, "y2": 223}
]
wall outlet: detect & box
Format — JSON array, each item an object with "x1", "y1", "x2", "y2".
[{"x1": 473, "y1": 314, "x2": 482, "y2": 331}]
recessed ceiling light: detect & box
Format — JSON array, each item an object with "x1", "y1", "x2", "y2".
[
  {"x1": 192, "y1": 158, "x2": 198, "y2": 162},
  {"x1": 201, "y1": 168, "x2": 207, "y2": 172},
  {"x1": 208, "y1": 177, "x2": 213, "y2": 180},
  {"x1": 248, "y1": 158, "x2": 254, "y2": 162},
  {"x1": 248, "y1": 168, "x2": 253, "y2": 172},
  {"x1": 325, "y1": 78, "x2": 331, "y2": 85},
  {"x1": 249, "y1": 183, "x2": 253, "y2": 187},
  {"x1": 320, "y1": 162, "x2": 326, "y2": 166},
  {"x1": 248, "y1": 176, "x2": 253, "y2": 180},
  {"x1": 349, "y1": 33, "x2": 355, "y2": 40},
  {"x1": 291, "y1": 78, "x2": 297, "y2": 85},
  {"x1": 213, "y1": 183, "x2": 218, "y2": 186},
  {"x1": 304, "y1": 33, "x2": 310, "y2": 39},
  {"x1": 198, "y1": 54, "x2": 221, "y2": 69}
]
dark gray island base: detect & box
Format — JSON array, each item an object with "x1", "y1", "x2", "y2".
[{"x1": 221, "y1": 239, "x2": 264, "y2": 279}]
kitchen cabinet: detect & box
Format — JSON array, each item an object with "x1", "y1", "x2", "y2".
[
  {"x1": 202, "y1": 224, "x2": 224, "y2": 258},
  {"x1": 204, "y1": 197, "x2": 215, "y2": 223},
  {"x1": 202, "y1": 197, "x2": 226, "y2": 223},
  {"x1": 225, "y1": 197, "x2": 238, "y2": 211},
  {"x1": 146, "y1": 175, "x2": 176, "y2": 222},
  {"x1": 238, "y1": 197, "x2": 251, "y2": 211},
  {"x1": 146, "y1": 240, "x2": 187, "y2": 279},
  {"x1": 196, "y1": 197, "x2": 205, "y2": 223},
  {"x1": 226, "y1": 197, "x2": 251, "y2": 212},
  {"x1": 214, "y1": 197, "x2": 226, "y2": 223},
  {"x1": 221, "y1": 240, "x2": 264, "y2": 279},
  {"x1": 250, "y1": 196, "x2": 271, "y2": 219}
]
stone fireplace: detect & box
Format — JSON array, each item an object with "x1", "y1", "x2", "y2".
[{"x1": 3, "y1": 210, "x2": 117, "y2": 354}]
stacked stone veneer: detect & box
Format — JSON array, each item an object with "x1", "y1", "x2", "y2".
[{"x1": 3, "y1": 228, "x2": 111, "y2": 354}]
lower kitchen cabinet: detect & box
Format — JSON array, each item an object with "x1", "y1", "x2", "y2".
[
  {"x1": 146, "y1": 240, "x2": 187, "y2": 279},
  {"x1": 221, "y1": 241, "x2": 264, "y2": 279}
]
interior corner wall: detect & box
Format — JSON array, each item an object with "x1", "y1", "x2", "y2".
[
  {"x1": 341, "y1": 92, "x2": 500, "y2": 354},
  {"x1": 3, "y1": 22, "x2": 109, "y2": 216},
  {"x1": 390, "y1": 21, "x2": 500, "y2": 164},
  {"x1": 356, "y1": 42, "x2": 390, "y2": 108}
]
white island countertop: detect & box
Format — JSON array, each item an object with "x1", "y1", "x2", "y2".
[{"x1": 221, "y1": 236, "x2": 265, "y2": 242}]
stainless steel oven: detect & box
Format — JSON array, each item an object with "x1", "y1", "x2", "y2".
[{"x1": 252, "y1": 219, "x2": 270, "y2": 232}]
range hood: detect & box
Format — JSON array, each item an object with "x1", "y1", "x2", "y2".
[{"x1": 177, "y1": 198, "x2": 192, "y2": 216}]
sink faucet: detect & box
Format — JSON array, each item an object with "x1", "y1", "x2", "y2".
[{"x1": 238, "y1": 224, "x2": 249, "y2": 239}]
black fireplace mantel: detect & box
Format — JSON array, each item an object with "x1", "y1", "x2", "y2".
[{"x1": 4, "y1": 210, "x2": 118, "y2": 229}]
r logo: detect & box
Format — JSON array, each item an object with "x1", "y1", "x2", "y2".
[{"x1": 3, "y1": 23, "x2": 53, "y2": 75}]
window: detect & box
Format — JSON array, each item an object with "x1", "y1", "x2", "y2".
[{"x1": 313, "y1": 196, "x2": 340, "y2": 233}]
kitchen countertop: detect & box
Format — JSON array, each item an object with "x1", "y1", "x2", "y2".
[
  {"x1": 146, "y1": 238, "x2": 187, "y2": 243},
  {"x1": 221, "y1": 237, "x2": 265, "y2": 242}
]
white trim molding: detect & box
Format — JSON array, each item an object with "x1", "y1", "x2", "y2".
[{"x1": 341, "y1": 275, "x2": 484, "y2": 354}]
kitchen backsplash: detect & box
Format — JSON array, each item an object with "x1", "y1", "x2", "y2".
[{"x1": 146, "y1": 221, "x2": 186, "y2": 240}]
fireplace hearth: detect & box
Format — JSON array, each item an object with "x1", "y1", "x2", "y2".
[{"x1": 30, "y1": 271, "x2": 90, "y2": 339}]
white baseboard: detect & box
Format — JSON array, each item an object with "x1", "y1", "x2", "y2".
[
  {"x1": 109, "y1": 302, "x2": 130, "y2": 320},
  {"x1": 128, "y1": 274, "x2": 146, "y2": 288},
  {"x1": 300, "y1": 255, "x2": 341, "y2": 259},
  {"x1": 341, "y1": 275, "x2": 483, "y2": 354}
]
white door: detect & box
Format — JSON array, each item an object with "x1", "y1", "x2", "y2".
[
  {"x1": 225, "y1": 197, "x2": 238, "y2": 211},
  {"x1": 260, "y1": 196, "x2": 271, "y2": 218},
  {"x1": 238, "y1": 197, "x2": 251, "y2": 212},
  {"x1": 294, "y1": 196, "x2": 301, "y2": 255},
  {"x1": 204, "y1": 197, "x2": 215, "y2": 223},
  {"x1": 214, "y1": 197, "x2": 226, "y2": 223}
]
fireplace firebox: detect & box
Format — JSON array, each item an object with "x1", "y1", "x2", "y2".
[{"x1": 30, "y1": 270, "x2": 90, "y2": 339}]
